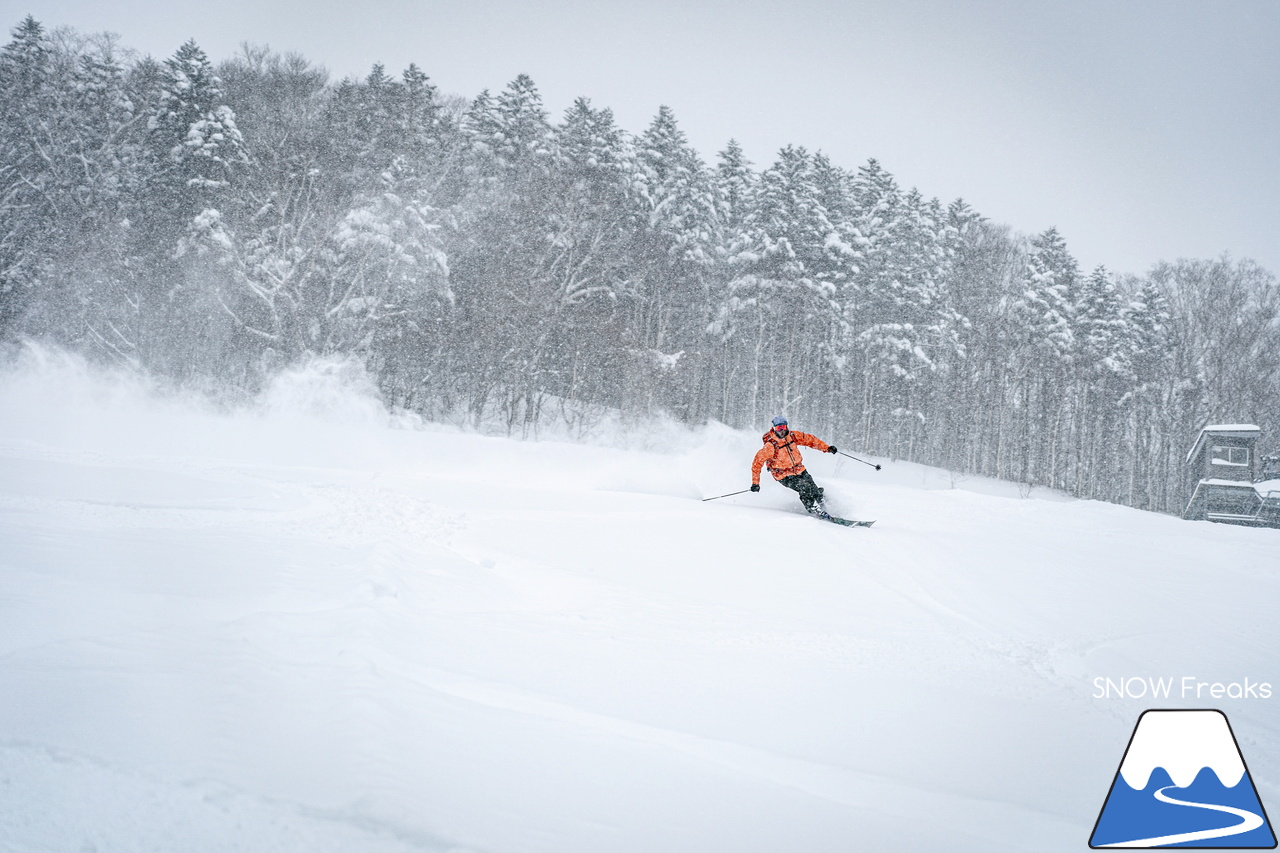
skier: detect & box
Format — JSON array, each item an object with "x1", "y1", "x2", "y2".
[{"x1": 750, "y1": 416, "x2": 839, "y2": 515}]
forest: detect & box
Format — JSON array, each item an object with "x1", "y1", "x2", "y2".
[{"x1": 2, "y1": 16, "x2": 1277, "y2": 516}]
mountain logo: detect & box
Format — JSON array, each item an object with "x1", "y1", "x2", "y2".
[{"x1": 1090, "y1": 709, "x2": 1276, "y2": 848}]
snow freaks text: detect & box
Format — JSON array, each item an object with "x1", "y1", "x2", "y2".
[{"x1": 1093, "y1": 676, "x2": 1273, "y2": 701}]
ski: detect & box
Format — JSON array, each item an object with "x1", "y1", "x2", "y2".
[{"x1": 810, "y1": 511, "x2": 874, "y2": 528}]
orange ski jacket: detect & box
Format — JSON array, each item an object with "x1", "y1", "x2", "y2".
[{"x1": 751, "y1": 429, "x2": 831, "y2": 484}]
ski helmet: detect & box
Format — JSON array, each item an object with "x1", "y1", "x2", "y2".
[{"x1": 771, "y1": 415, "x2": 788, "y2": 428}]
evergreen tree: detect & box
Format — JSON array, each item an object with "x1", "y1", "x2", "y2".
[
  {"x1": 1076, "y1": 265, "x2": 1130, "y2": 380},
  {"x1": 713, "y1": 139, "x2": 755, "y2": 235},
  {"x1": 0, "y1": 15, "x2": 47, "y2": 100},
  {"x1": 1126, "y1": 278, "x2": 1174, "y2": 385},
  {"x1": 849, "y1": 169, "x2": 960, "y2": 454},
  {"x1": 1005, "y1": 227, "x2": 1081, "y2": 486},
  {"x1": 719, "y1": 145, "x2": 844, "y2": 425},
  {"x1": 34, "y1": 37, "x2": 143, "y2": 349},
  {"x1": 628, "y1": 105, "x2": 718, "y2": 419},
  {"x1": 554, "y1": 96, "x2": 638, "y2": 217},
  {"x1": 147, "y1": 40, "x2": 246, "y2": 209},
  {"x1": 637, "y1": 105, "x2": 716, "y2": 264},
  {"x1": 463, "y1": 74, "x2": 552, "y2": 173},
  {"x1": 0, "y1": 16, "x2": 53, "y2": 332},
  {"x1": 1015, "y1": 227, "x2": 1079, "y2": 365}
]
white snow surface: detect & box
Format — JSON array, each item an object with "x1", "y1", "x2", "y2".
[
  {"x1": 1118, "y1": 711, "x2": 1245, "y2": 790},
  {"x1": 3, "y1": 347, "x2": 1280, "y2": 853}
]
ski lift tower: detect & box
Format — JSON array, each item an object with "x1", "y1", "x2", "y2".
[{"x1": 1182, "y1": 424, "x2": 1280, "y2": 527}]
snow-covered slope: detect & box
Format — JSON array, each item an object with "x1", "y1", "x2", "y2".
[{"x1": 2, "y1": 348, "x2": 1279, "y2": 853}]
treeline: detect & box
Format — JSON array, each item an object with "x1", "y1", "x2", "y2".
[{"x1": 2, "y1": 17, "x2": 1278, "y2": 515}]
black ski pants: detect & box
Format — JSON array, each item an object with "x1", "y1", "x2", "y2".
[{"x1": 778, "y1": 470, "x2": 825, "y2": 512}]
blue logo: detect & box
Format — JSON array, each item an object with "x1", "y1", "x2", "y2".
[{"x1": 1091, "y1": 709, "x2": 1276, "y2": 848}]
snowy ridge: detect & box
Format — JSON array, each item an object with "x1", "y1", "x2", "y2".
[{"x1": 1117, "y1": 711, "x2": 1246, "y2": 790}]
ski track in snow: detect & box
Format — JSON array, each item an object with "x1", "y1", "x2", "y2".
[{"x1": 3, "y1": 359, "x2": 1280, "y2": 852}]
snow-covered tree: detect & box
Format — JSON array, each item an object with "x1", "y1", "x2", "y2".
[
  {"x1": 146, "y1": 40, "x2": 246, "y2": 210},
  {"x1": 0, "y1": 16, "x2": 53, "y2": 331},
  {"x1": 618, "y1": 105, "x2": 719, "y2": 419},
  {"x1": 846, "y1": 165, "x2": 962, "y2": 454},
  {"x1": 713, "y1": 139, "x2": 755, "y2": 236},
  {"x1": 1125, "y1": 278, "x2": 1174, "y2": 385},
  {"x1": 1014, "y1": 227, "x2": 1078, "y2": 366},
  {"x1": 463, "y1": 74, "x2": 552, "y2": 176},
  {"x1": 1075, "y1": 265, "x2": 1131, "y2": 381}
]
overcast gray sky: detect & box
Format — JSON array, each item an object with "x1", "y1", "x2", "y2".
[{"x1": 8, "y1": 0, "x2": 1279, "y2": 276}]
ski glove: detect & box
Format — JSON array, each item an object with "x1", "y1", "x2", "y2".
[
  {"x1": 750, "y1": 483, "x2": 760, "y2": 492},
  {"x1": 827, "y1": 445, "x2": 838, "y2": 454}
]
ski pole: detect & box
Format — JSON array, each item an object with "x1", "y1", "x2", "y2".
[
  {"x1": 702, "y1": 488, "x2": 752, "y2": 502},
  {"x1": 837, "y1": 451, "x2": 881, "y2": 470}
]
